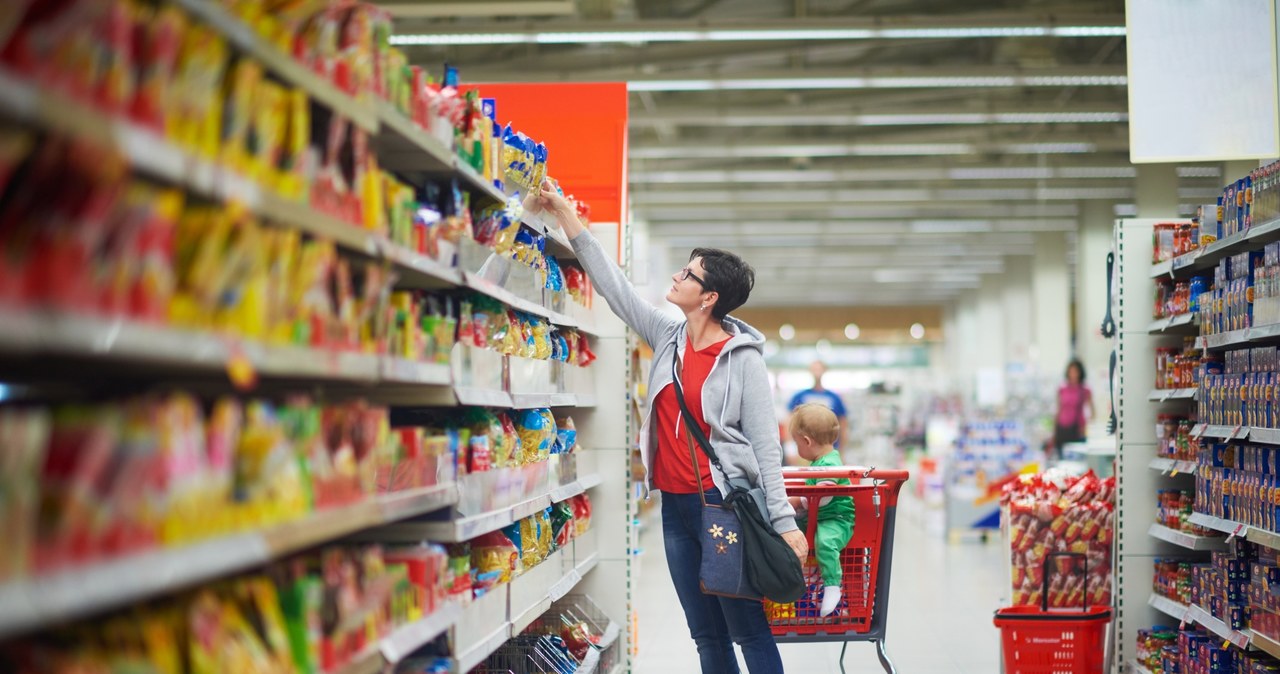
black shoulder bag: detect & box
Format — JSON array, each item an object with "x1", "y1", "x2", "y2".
[{"x1": 671, "y1": 351, "x2": 805, "y2": 604}]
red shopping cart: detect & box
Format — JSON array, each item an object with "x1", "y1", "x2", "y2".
[
  {"x1": 993, "y1": 552, "x2": 1112, "y2": 674},
  {"x1": 765, "y1": 466, "x2": 909, "y2": 674}
]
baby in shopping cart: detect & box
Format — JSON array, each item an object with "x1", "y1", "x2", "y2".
[{"x1": 787, "y1": 404, "x2": 856, "y2": 617}]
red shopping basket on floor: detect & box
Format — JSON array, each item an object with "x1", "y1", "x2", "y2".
[{"x1": 993, "y1": 552, "x2": 1112, "y2": 674}]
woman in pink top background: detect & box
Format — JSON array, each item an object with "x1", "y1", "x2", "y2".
[{"x1": 1053, "y1": 359, "x2": 1095, "y2": 454}]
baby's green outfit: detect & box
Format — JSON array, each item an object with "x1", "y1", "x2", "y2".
[{"x1": 804, "y1": 450, "x2": 855, "y2": 586}]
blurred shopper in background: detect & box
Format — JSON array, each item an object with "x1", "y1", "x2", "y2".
[
  {"x1": 1053, "y1": 358, "x2": 1095, "y2": 456},
  {"x1": 788, "y1": 361, "x2": 849, "y2": 449}
]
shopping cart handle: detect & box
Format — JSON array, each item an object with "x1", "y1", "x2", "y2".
[{"x1": 782, "y1": 467, "x2": 910, "y2": 483}]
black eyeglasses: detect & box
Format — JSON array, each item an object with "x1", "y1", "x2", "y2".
[{"x1": 680, "y1": 267, "x2": 710, "y2": 288}]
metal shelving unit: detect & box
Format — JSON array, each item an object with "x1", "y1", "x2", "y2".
[
  {"x1": 0, "y1": 484, "x2": 457, "y2": 638},
  {"x1": 0, "y1": 2, "x2": 631, "y2": 668}
]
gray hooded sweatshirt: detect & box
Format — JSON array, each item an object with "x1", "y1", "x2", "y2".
[{"x1": 570, "y1": 230, "x2": 798, "y2": 535}]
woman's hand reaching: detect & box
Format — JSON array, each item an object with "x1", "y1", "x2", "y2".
[{"x1": 527, "y1": 179, "x2": 585, "y2": 238}]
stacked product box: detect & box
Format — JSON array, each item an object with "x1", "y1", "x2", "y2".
[
  {"x1": 1192, "y1": 544, "x2": 1260, "y2": 631},
  {"x1": 1255, "y1": 242, "x2": 1280, "y2": 327},
  {"x1": 1196, "y1": 441, "x2": 1280, "y2": 531},
  {"x1": 1200, "y1": 252, "x2": 1264, "y2": 336},
  {"x1": 1196, "y1": 348, "x2": 1280, "y2": 428},
  {"x1": 1246, "y1": 547, "x2": 1280, "y2": 642}
]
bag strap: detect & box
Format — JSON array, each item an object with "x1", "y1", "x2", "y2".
[{"x1": 672, "y1": 348, "x2": 728, "y2": 507}]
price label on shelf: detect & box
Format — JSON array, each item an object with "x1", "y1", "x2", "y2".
[
  {"x1": 1228, "y1": 524, "x2": 1247, "y2": 542},
  {"x1": 1192, "y1": 424, "x2": 1207, "y2": 439},
  {"x1": 1181, "y1": 609, "x2": 1193, "y2": 630},
  {"x1": 1171, "y1": 468, "x2": 1180, "y2": 477},
  {"x1": 1231, "y1": 631, "x2": 1251, "y2": 650}
]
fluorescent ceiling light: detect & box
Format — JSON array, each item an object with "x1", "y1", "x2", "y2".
[
  {"x1": 1177, "y1": 166, "x2": 1224, "y2": 178},
  {"x1": 909, "y1": 220, "x2": 994, "y2": 233},
  {"x1": 625, "y1": 75, "x2": 1125, "y2": 92},
  {"x1": 390, "y1": 24, "x2": 1125, "y2": 46},
  {"x1": 631, "y1": 167, "x2": 1141, "y2": 184},
  {"x1": 632, "y1": 111, "x2": 1128, "y2": 127}
]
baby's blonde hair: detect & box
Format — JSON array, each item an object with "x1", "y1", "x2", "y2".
[{"x1": 789, "y1": 403, "x2": 840, "y2": 446}]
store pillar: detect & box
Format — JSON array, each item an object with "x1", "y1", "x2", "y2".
[
  {"x1": 1002, "y1": 256, "x2": 1034, "y2": 369},
  {"x1": 1135, "y1": 165, "x2": 1180, "y2": 218},
  {"x1": 1076, "y1": 201, "x2": 1116, "y2": 386},
  {"x1": 1032, "y1": 232, "x2": 1072, "y2": 382}
]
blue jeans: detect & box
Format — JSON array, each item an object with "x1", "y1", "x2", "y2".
[{"x1": 662, "y1": 490, "x2": 785, "y2": 674}]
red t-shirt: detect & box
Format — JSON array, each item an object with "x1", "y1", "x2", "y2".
[{"x1": 652, "y1": 335, "x2": 730, "y2": 493}]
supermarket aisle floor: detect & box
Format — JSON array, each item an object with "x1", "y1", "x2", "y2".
[{"x1": 632, "y1": 492, "x2": 1005, "y2": 673}]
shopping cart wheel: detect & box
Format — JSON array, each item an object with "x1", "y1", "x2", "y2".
[{"x1": 837, "y1": 641, "x2": 897, "y2": 674}]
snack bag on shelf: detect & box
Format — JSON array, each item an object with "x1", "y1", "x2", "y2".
[
  {"x1": 472, "y1": 530, "x2": 518, "y2": 594},
  {"x1": 0, "y1": 407, "x2": 50, "y2": 581},
  {"x1": 132, "y1": 4, "x2": 187, "y2": 132}
]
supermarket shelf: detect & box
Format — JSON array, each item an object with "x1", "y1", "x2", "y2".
[
  {"x1": 1148, "y1": 593, "x2": 1190, "y2": 622},
  {"x1": 511, "y1": 551, "x2": 585, "y2": 635},
  {"x1": 173, "y1": 0, "x2": 377, "y2": 131},
  {"x1": 373, "y1": 101, "x2": 455, "y2": 173},
  {"x1": 1186, "y1": 512, "x2": 1280, "y2": 551},
  {"x1": 379, "y1": 477, "x2": 594, "y2": 543},
  {"x1": 1148, "y1": 458, "x2": 1198, "y2": 476},
  {"x1": 1147, "y1": 312, "x2": 1198, "y2": 334},
  {"x1": 511, "y1": 392, "x2": 598, "y2": 410},
  {"x1": 457, "y1": 162, "x2": 508, "y2": 206},
  {"x1": 380, "y1": 242, "x2": 465, "y2": 289},
  {"x1": 1131, "y1": 660, "x2": 1155, "y2": 674},
  {"x1": 1188, "y1": 603, "x2": 1254, "y2": 650},
  {"x1": 380, "y1": 602, "x2": 465, "y2": 663},
  {"x1": 1148, "y1": 388, "x2": 1197, "y2": 401},
  {"x1": 337, "y1": 602, "x2": 464, "y2": 674},
  {"x1": 0, "y1": 68, "x2": 384, "y2": 261},
  {"x1": 1150, "y1": 219, "x2": 1280, "y2": 280},
  {"x1": 0, "y1": 308, "x2": 480, "y2": 390},
  {"x1": 1147, "y1": 595, "x2": 1252, "y2": 650},
  {"x1": 1252, "y1": 428, "x2": 1280, "y2": 446},
  {"x1": 1252, "y1": 630, "x2": 1280, "y2": 661},
  {"x1": 1148, "y1": 523, "x2": 1228, "y2": 551},
  {"x1": 463, "y1": 272, "x2": 554, "y2": 320},
  {"x1": 381, "y1": 358, "x2": 452, "y2": 387},
  {"x1": 457, "y1": 621, "x2": 513, "y2": 674},
  {"x1": 1189, "y1": 512, "x2": 1248, "y2": 538},
  {"x1": 1201, "y1": 329, "x2": 1253, "y2": 350},
  {"x1": 454, "y1": 387, "x2": 516, "y2": 409},
  {"x1": 0, "y1": 483, "x2": 458, "y2": 638},
  {"x1": 1197, "y1": 425, "x2": 1248, "y2": 441}
]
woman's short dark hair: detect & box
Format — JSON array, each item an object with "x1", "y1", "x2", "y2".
[
  {"x1": 1066, "y1": 358, "x2": 1086, "y2": 382},
  {"x1": 690, "y1": 247, "x2": 755, "y2": 320}
]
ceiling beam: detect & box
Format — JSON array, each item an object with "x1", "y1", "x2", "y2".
[
  {"x1": 628, "y1": 136, "x2": 1129, "y2": 159},
  {"x1": 631, "y1": 108, "x2": 1129, "y2": 127},
  {"x1": 460, "y1": 65, "x2": 1128, "y2": 89},
  {"x1": 638, "y1": 203, "x2": 1084, "y2": 218},
  {"x1": 378, "y1": 1, "x2": 575, "y2": 18},
  {"x1": 390, "y1": 14, "x2": 1126, "y2": 45}
]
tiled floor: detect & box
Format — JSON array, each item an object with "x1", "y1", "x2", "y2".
[{"x1": 632, "y1": 492, "x2": 1006, "y2": 673}]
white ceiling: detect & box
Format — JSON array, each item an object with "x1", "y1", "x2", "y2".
[{"x1": 385, "y1": 0, "x2": 1214, "y2": 308}]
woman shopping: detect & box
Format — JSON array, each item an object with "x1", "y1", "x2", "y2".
[
  {"x1": 530, "y1": 182, "x2": 805, "y2": 674},
  {"x1": 1053, "y1": 358, "x2": 1096, "y2": 455}
]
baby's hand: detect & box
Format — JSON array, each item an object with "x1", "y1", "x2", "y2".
[{"x1": 788, "y1": 496, "x2": 806, "y2": 512}]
